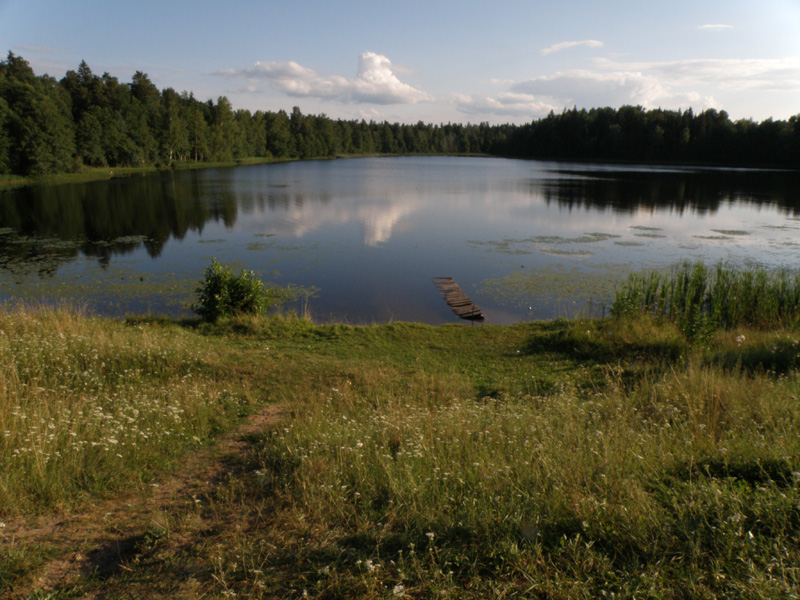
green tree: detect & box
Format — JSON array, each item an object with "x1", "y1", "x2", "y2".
[
  {"x1": 161, "y1": 88, "x2": 189, "y2": 162},
  {"x1": 76, "y1": 108, "x2": 106, "y2": 166},
  {"x1": 187, "y1": 104, "x2": 209, "y2": 162},
  {"x1": 0, "y1": 96, "x2": 11, "y2": 173},
  {"x1": 264, "y1": 110, "x2": 291, "y2": 158},
  {"x1": 210, "y1": 96, "x2": 235, "y2": 162},
  {"x1": 0, "y1": 53, "x2": 76, "y2": 175}
]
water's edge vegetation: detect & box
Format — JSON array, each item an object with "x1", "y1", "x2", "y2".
[
  {"x1": 1, "y1": 51, "x2": 798, "y2": 186},
  {"x1": 2, "y1": 262, "x2": 800, "y2": 598}
]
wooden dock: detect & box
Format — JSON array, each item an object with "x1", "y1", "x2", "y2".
[{"x1": 432, "y1": 277, "x2": 484, "y2": 322}]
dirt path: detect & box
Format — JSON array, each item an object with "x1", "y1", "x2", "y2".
[{"x1": 4, "y1": 403, "x2": 288, "y2": 599}]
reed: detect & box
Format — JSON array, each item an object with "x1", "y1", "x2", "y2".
[{"x1": 611, "y1": 262, "x2": 800, "y2": 337}]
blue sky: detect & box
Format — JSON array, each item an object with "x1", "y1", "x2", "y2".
[{"x1": 2, "y1": 0, "x2": 799, "y2": 124}]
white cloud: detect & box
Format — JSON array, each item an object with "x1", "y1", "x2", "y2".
[
  {"x1": 453, "y1": 92, "x2": 558, "y2": 119},
  {"x1": 227, "y1": 85, "x2": 261, "y2": 95},
  {"x1": 592, "y1": 56, "x2": 800, "y2": 92},
  {"x1": 351, "y1": 52, "x2": 431, "y2": 104},
  {"x1": 216, "y1": 52, "x2": 431, "y2": 105},
  {"x1": 358, "y1": 107, "x2": 384, "y2": 121},
  {"x1": 456, "y1": 66, "x2": 719, "y2": 121},
  {"x1": 540, "y1": 40, "x2": 604, "y2": 56},
  {"x1": 510, "y1": 69, "x2": 706, "y2": 109},
  {"x1": 461, "y1": 53, "x2": 800, "y2": 122},
  {"x1": 697, "y1": 24, "x2": 734, "y2": 30}
]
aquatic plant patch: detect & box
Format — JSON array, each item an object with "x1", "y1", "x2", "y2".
[{"x1": 612, "y1": 261, "x2": 800, "y2": 335}]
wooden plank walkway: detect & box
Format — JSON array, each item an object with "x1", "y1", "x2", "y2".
[{"x1": 432, "y1": 276, "x2": 484, "y2": 322}]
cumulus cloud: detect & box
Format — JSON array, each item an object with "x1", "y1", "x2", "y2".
[
  {"x1": 215, "y1": 52, "x2": 431, "y2": 105},
  {"x1": 540, "y1": 40, "x2": 604, "y2": 56},
  {"x1": 697, "y1": 24, "x2": 734, "y2": 30}
]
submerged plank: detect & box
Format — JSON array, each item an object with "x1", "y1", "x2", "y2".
[{"x1": 432, "y1": 277, "x2": 484, "y2": 321}]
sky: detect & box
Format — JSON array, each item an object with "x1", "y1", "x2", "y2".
[{"x1": 1, "y1": 0, "x2": 799, "y2": 125}]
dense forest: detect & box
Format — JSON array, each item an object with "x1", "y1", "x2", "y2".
[{"x1": 1, "y1": 51, "x2": 798, "y2": 177}]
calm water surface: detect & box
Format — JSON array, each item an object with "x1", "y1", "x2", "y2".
[{"x1": 2, "y1": 156, "x2": 799, "y2": 324}]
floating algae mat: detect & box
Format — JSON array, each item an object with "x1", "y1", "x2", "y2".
[
  {"x1": 710, "y1": 229, "x2": 750, "y2": 236},
  {"x1": 479, "y1": 264, "x2": 633, "y2": 316},
  {"x1": 468, "y1": 232, "x2": 622, "y2": 256}
]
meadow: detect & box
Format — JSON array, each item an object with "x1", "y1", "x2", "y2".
[{"x1": 2, "y1": 266, "x2": 800, "y2": 598}]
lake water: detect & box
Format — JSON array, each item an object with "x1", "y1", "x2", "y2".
[{"x1": 1, "y1": 156, "x2": 799, "y2": 324}]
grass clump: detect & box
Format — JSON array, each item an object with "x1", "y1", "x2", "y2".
[{"x1": 612, "y1": 261, "x2": 800, "y2": 338}]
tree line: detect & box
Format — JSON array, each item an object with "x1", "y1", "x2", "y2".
[
  {"x1": 1, "y1": 52, "x2": 798, "y2": 177},
  {"x1": 502, "y1": 105, "x2": 800, "y2": 168}
]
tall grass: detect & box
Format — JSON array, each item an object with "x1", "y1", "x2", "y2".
[
  {"x1": 4, "y1": 305, "x2": 800, "y2": 597},
  {"x1": 216, "y1": 334, "x2": 800, "y2": 598},
  {"x1": 0, "y1": 305, "x2": 246, "y2": 513},
  {"x1": 612, "y1": 262, "x2": 800, "y2": 337}
]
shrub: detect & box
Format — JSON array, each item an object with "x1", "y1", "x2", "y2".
[{"x1": 193, "y1": 259, "x2": 286, "y2": 322}]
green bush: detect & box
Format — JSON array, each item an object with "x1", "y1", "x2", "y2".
[{"x1": 193, "y1": 259, "x2": 286, "y2": 322}]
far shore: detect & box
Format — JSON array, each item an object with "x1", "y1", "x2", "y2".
[{"x1": 0, "y1": 153, "x2": 493, "y2": 190}]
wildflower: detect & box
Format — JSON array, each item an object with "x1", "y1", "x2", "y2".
[{"x1": 393, "y1": 584, "x2": 406, "y2": 596}]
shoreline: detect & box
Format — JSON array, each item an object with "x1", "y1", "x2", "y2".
[
  {"x1": 0, "y1": 153, "x2": 491, "y2": 190},
  {"x1": 3, "y1": 151, "x2": 794, "y2": 190}
]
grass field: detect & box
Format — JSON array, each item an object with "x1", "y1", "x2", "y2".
[{"x1": 1, "y1": 304, "x2": 799, "y2": 598}]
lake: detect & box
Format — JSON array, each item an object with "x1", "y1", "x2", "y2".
[{"x1": 1, "y1": 156, "x2": 799, "y2": 324}]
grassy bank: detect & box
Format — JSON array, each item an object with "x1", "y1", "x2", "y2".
[
  {"x1": 0, "y1": 154, "x2": 488, "y2": 190},
  {"x1": 2, "y1": 306, "x2": 800, "y2": 598},
  {"x1": 0, "y1": 157, "x2": 300, "y2": 189}
]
